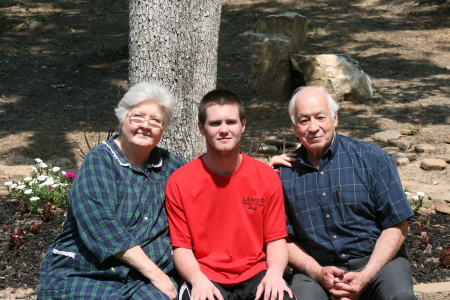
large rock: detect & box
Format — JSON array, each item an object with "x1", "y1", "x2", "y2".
[
  {"x1": 290, "y1": 54, "x2": 373, "y2": 102},
  {"x1": 253, "y1": 12, "x2": 308, "y2": 54},
  {"x1": 249, "y1": 13, "x2": 308, "y2": 102}
]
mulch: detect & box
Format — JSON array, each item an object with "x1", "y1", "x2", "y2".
[{"x1": 0, "y1": 196, "x2": 449, "y2": 293}]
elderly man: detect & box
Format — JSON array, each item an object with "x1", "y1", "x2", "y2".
[{"x1": 270, "y1": 86, "x2": 416, "y2": 300}]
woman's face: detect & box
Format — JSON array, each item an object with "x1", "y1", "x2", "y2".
[{"x1": 120, "y1": 100, "x2": 165, "y2": 150}]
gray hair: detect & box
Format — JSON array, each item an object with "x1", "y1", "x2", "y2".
[
  {"x1": 115, "y1": 81, "x2": 175, "y2": 133},
  {"x1": 288, "y1": 86, "x2": 340, "y2": 123}
]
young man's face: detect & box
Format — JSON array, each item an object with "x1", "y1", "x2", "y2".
[{"x1": 198, "y1": 104, "x2": 246, "y2": 156}]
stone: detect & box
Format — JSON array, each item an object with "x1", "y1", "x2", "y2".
[
  {"x1": 382, "y1": 147, "x2": 400, "y2": 155},
  {"x1": 290, "y1": 53, "x2": 373, "y2": 102},
  {"x1": 435, "y1": 203, "x2": 450, "y2": 215},
  {"x1": 264, "y1": 139, "x2": 297, "y2": 148},
  {"x1": 421, "y1": 199, "x2": 434, "y2": 209},
  {"x1": 257, "y1": 144, "x2": 279, "y2": 154},
  {"x1": 444, "y1": 135, "x2": 450, "y2": 144},
  {"x1": 388, "y1": 139, "x2": 412, "y2": 151},
  {"x1": 435, "y1": 155, "x2": 450, "y2": 163},
  {"x1": 420, "y1": 158, "x2": 447, "y2": 170},
  {"x1": 391, "y1": 153, "x2": 409, "y2": 166},
  {"x1": 415, "y1": 143, "x2": 436, "y2": 153},
  {"x1": 400, "y1": 128, "x2": 416, "y2": 135},
  {"x1": 372, "y1": 130, "x2": 401, "y2": 147},
  {"x1": 428, "y1": 193, "x2": 450, "y2": 203},
  {"x1": 249, "y1": 13, "x2": 308, "y2": 102},
  {"x1": 403, "y1": 152, "x2": 418, "y2": 161}
]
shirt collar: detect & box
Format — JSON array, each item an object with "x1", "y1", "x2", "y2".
[
  {"x1": 297, "y1": 132, "x2": 340, "y2": 166},
  {"x1": 103, "y1": 135, "x2": 163, "y2": 169}
]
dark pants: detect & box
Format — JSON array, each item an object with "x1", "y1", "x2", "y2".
[
  {"x1": 290, "y1": 255, "x2": 416, "y2": 300},
  {"x1": 179, "y1": 271, "x2": 295, "y2": 300}
]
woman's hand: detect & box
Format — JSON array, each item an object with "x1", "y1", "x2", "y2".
[
  {"x1": 150, "y1": 271, "x2": 178, "y2": 300},
  {"x1": 267, "y1": 153, "x2": 298, "y2": 168}
]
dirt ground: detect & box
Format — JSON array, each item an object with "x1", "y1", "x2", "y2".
[{"x1": 1, "y1": 0, "x2": 450, "y2": 298}]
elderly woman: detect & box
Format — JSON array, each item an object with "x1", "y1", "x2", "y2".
[{"x1": 37, "y1": 81, "x2": 185, "y2": 300}]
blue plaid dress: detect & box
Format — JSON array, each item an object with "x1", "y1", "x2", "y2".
[{"x1": 37, "y1": 138, "x2": 185, "y2": 299}]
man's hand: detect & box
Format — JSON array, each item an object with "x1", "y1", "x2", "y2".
[
  {"x1": 149, "y1": 272, "x2": 178, "y2": 300},
  {"x1": 330, "y1": 271, "x2": 371, "y2": 300},
  {"x1": 255, "y1": 270, "x2": 293, "y2": 300},
  {"x1": 313, "y1": 266, "x2": 346, "y2": 292},
  {"x1": 190, "y1": 273, "x2": 224, "y2": 300}
]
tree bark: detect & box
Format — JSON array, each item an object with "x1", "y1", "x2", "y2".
[{"x1": 129, "y1": 0, "x2": 222, "y2": 161}]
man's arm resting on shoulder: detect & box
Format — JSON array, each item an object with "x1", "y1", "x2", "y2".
[
  {"x1": 333, "y1": 219, "x2": 410, "y2": 300},
  {"x1": 256, "y1": 238, "x2": 294, "y2": 300},
  {"x1": 287, "y1": 236, "x2": 345, "y2": 292},
  {"x1": 173, "y1": 247, "x2": 224, "y2": 300}
]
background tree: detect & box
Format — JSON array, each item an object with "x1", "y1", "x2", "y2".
[{"x1": 129, "y1": 0, "x2": 222, "y2": 161}]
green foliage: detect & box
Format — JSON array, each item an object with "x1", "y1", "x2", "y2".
[
  {"x1": 4, "y1": 159, "x2": 76, "y2": 214},
  {"x1": 404, "y1": 188, "x2": 424, "y2": 213}
]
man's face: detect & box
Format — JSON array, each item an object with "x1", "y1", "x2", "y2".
[
  {"x1": 198, "y1": 104, "x2": 246, "y2": 156},
  {"x1": 292, "y1": 88, "x2": 338, "y2": 157}
]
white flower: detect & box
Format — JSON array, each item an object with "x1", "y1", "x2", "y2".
[
  {"x1": 24, "y1": 189, "x2": 33, "y2": 194},
  {"x1": 61, "y1": 171, "x2": 67, "y2": 175},
  {"x1": 31, "y1": 167, "x2": 37, "y2": 171},
  {"x1": 16, "y1": 185, "x2": 26, "y2": 190},
  {"x1": 412, "y1": 195, "x2": 419, "y2": 200},
  {"x1": 30, "y1": 197, "x2": 40, "y2": 201},
  {"x1": 4, "y1": 182, "x2": 13, "y2": 186},
  {"x1": 417, "y1": 192, "x2": 425, "y2": 197},
  {"x1": 10, "y1": 184, "x2": 18, "y2": 188},
  {"x1": 35, "y1": 158, "x2": 43, "y2": 163},
  {"x1": 38, "y1": 162, "x2": 48, "y2": 168},
  {"x1": 51, "y1": 184, "x2": 60, "y2": 188},
  {"x1": 404, "y1": 192, "x2": 411, "y2": 195},
  {"x1": 37, "y1": 175, "x2": 47, "y2": 181},
  {"x1": 51, "y1": 167, "x2": 60, "y2": 172},
  {"x1": 23, "y1": 177, "x2": 32, "y2": 181}
]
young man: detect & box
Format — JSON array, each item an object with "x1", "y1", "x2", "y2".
[{"x1": 165, "y1": 89, "x2": 294, "y2": 300}]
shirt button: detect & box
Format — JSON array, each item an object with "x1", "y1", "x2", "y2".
[
  {"x1": 322, "y1": 192, "x2": 326, "y2": 196},
  {"x1": 333, "y1": 235, "x2": 337, "y2": 239},
  {"x1": 320, "y1": 171, "x2": 324, "y2": 175},
  {"x1": 326, "y1": 214, "x2": 330, "y2": 219},
  {"x1": 342, "y1": 254, "x2": 346, "y2": 258},
  {"x1": 144, "y1": 217, "x2": 148, "y2": 220}
]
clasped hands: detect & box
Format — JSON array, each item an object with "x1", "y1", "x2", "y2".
[{"x1": 316, "y1": 266, "x2": 371, "y2": 300}]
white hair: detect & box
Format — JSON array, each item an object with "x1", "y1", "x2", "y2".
[
  {"x1": 115, "y1": 81, "x2": 175, "y2": 133},
  {"x1": 288, "y1": 86, "x2": 340, "y2": 123}
]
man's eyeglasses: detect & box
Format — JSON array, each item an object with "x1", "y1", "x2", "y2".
[{"x1": 128, "y1": 113, "x2": 164, "y2": 129}]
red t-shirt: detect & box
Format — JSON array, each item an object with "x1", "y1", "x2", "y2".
[{"x1": 165, "y1": 153, "x2": 287, "y2": 285}]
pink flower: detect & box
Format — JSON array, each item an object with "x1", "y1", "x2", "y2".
[
  {"x1": 64, "y1": 172, "x2": 77, "y2": 179},
  {"x1": 47, "y1": 186, "x2": 53, "y2": 190}
]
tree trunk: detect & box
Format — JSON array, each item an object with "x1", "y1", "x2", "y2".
[{"x1": 129, "y1": 0, "x2": 222, "y2": 161}]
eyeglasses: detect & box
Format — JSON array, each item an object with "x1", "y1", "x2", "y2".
[{"x1": 128, "y1": 113, "x2": 164, "y2": 129}]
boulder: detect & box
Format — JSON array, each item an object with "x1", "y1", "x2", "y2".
[
  {"x1": 249, "y1": 13, "x2": 308, "y2": 102},
  {"x1": 290, "y1": 54, "x2": 373, "y2": 102}
]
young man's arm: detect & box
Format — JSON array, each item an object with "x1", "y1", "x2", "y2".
[
  {"x1": 256, "y1": 238, "x2": 294, "y2": 300},
  {"x1": 173, "y1": 247, "x2": 224, "y2": 300}
]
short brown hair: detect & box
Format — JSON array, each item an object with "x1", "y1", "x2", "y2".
[{"x1": 198, "y1": 89, "x2": 245, "y2": 124}]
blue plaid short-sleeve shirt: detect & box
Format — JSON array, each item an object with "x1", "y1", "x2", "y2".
[{"x1": 279, "y1": 133, "x2": 413, "y2": 263}]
